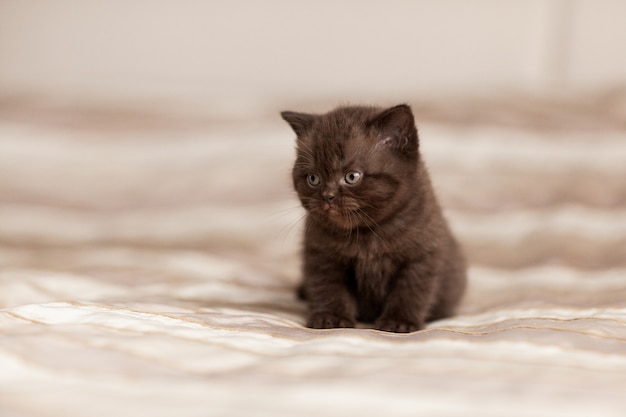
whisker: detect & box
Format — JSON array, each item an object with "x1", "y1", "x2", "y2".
[
  {"x1": 355, "y1": 209, "x2": 385, "y2": 244},
  {"x1": 353, "y1": 211, "x2": 360, "y2": 246},
  {"x1": 276, "y1": 212, "x2": 307, "y2": 241},
  {"x1": 346, "y1": 210, "x2": 355, "y2": 242},
  {"x1": 268, "y1": 204, "x2": 305, "y2": 218}
]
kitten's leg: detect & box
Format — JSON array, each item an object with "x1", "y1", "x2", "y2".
[
  {"x1": 375, "y1": 262, "x2": 437, "y2": 333},
  {"x1": 427, "y1": 238, "x2": 467, "y2": 322},
  {"x1": 303, "y1": 262, "x2": 357, "y2": 329},
  {"x1": 306, "y1": 287, "x2": 357, "y2": 329}
]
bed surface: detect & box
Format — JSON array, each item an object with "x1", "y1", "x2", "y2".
[{"x1": 1, "y1": 100, "x2": 625, "y2": 416}]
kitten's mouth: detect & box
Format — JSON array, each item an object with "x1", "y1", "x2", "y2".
[
  {"x1": 317, "y1": 203, "x2": 360, "y2": 226},
  {"x1": 307, "y1": 201, "x2": 368, "y2": 230},
  {"x1": 325, "y1": 204, "x2": 341, "y2": 215},
  {"x1": 319, "y1": 201, "x2": 360, "y2": 212},
  {"x1": 322, "y1": 203, "x2": 344, "y2": 214}
]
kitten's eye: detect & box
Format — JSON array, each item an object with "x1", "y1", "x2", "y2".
[
  {"x1": 344, "y1": 171, "x2": 362, "y2": 185},
  {"x1": 306, "y1": 173, "x2": 321, "y2": 187}
]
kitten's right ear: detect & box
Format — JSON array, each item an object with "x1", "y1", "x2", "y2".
[{"x1": 281, "y1": 111, "x2": 316, "y2": 137}]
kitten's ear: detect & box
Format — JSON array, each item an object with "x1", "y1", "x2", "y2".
[
  {"x1": 369, "y1": 104, "x2": 419, "y2": 157},
  {"x1": 281, "y1": 111, "x2": 316, "y2": 137}
]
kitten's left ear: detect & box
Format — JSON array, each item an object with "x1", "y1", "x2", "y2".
[
  {"x1": 281, "y1": 111, "x2": 317, "y2": 137},
  {"x1": 369, "y1": 104, "x2": 419, "y2": 158}
]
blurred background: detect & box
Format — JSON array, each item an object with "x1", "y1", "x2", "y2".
[
  {"x1": 2, "y1": 1, "x2": 626, "y2": 109},
  {"x1": 2, "y1": 0, "x2": 626, "y2": 107},
  {"x1": 1, "y1": 0, "x2": 625, "y2": 309}
]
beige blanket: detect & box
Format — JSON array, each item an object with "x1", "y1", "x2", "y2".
[{"x1": 1, "y1": 100, "x2": 625, "y2": 416}]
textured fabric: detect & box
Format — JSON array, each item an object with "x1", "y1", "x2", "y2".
[{"x1": 1, "y1": 101, "x2": 625, "y2": 416}]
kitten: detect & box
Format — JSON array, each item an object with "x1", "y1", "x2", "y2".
[{"x1": 281, "y1": 104, "x2": 467, "y2": 333}]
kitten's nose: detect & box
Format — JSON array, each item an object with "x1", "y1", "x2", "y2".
[{"x1": 322, "y1": 193, "x2": 336, "y2": 203}]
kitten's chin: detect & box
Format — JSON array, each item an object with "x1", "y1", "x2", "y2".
[{"x1": 326, "y1": 205, "x2": 341, "y2": 217}]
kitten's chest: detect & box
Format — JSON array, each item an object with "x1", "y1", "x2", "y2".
[
  {"x1": 351, "y1": 250, "x2": 398, "y2": 322},
  {"x1": 331, "y1": 230, "x2": 403, "y2": 297},
  {"x1": 353, "y1": 251, "x2": 397, "y2": 291},
  {"x1": 341, "y1": 233, "x2": 399, "y2": 284}
]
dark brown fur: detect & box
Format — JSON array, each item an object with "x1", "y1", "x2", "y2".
[{"x1": 281, "y1": 104, "x2": 466, "y2": 333}]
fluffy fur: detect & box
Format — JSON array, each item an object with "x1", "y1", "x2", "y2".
[{"x1": 281, "y1": 104, "x2": 466, "y2": 333}]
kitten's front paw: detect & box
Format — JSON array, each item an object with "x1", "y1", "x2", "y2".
[
  {"x1": 307, "y1": 311, "x2": 355, "y2": 329},
  {"x1": 375, "y1": 318, "x2": 422, "y2": 333}
]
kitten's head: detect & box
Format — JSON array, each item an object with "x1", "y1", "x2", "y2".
[{"x1": 282, "y1": 104, "x2": 420, "y2": 230}]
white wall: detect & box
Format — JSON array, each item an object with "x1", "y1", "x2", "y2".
[{"x1": 1, "y1": 0, "x2": 625, "y2": 107}]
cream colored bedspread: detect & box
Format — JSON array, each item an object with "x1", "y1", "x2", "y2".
[{"x1": 1, "y1": 101, "x2": 625, "y2": 416}]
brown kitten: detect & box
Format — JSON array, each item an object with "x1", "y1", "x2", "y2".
[{"x1": 281, "y1": 104, "x2": 466, "y2": 333}]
